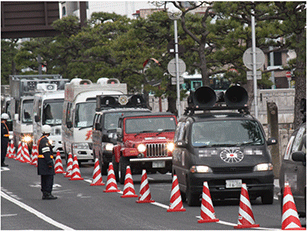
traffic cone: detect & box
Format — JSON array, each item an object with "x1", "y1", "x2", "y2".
[
  {"x1": 18, "y1": 142, "x2": 26, "y2": 163},
  {"x1": 234, "y1": 183, "x2": 259, "y2": 229},
  {"x1": 167, "y1": 175, "x2": 186, "y2": 212},
  {"x1": 103, "y1": 162, "x2": 120, "y2": 193},
  {"x1": 121, "y1": 166, "x2": 138, "y2": 198},
  {"x1": 69, "y1": 155, "x2": 84, "y2": 180},
  {"x1": 90, "y1": 158, "x2": 105, "y2": 186},
  {"x1": 65, "y1": 153, "x2": 73, "y2": 178},
  {"x1": 6, "y1": 142, "x2": 11, "y2": 158},
  {"x1": 21, "y1": 142, "x2": 31, "y2": 163},
  {"x1": 136, "y1": 169, "x2": 155, "y2": 203},
  {"x1": 15, "y1": 141, "x2": 22, "y2": 161},
  {"x1": 54, "y1": 151, "x2": 66, "y2": 174},
  {"x1": 198, "y1": 181, "x2": 219, "y2": 223},
  {"x1": 30, "y1": 144, "x2": 38, "y2": 166},
  {"x1": 281, "y1": 182, "x2": 305, "y2": 230},
  {"x1": 9, "y1": 140, "x2": 16, "y2": 159}
]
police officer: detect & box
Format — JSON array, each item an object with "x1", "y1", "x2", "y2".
[
  {"x1": 1, "y1": 113, "x2": 10, "y2": 167},
  {"x1": 37, "y1": 125, "x2": 57, "y2": 200}
]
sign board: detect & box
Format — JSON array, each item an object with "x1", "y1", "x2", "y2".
[
  {"x1": 286, "y1": 71, "x2": 291, "y2": 79},
  {"x1": 171, "y1": 77, "x2": 184, "y2": 85},
  {"x1": 247, "y1": 71, "x2": 262, "y2": 80},
  {"x1": 243, "y1": 47, "x2": 265, "y2": 70},
  {"x1": 167, "y1": 58, "x2": 186, "y2": 77}
]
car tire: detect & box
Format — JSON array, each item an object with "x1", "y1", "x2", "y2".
[
  {"x1": 186, "y1": 179, "x2": 200, "y2": 206},
  {"x1": 112, "y1": 155, "x2": 119, "y2": 182},
  {"x1": 261, "y1": 190, "x2": 274, "y2": 204},
  {"x1": 119, "y1": 156, "x2": 129, "y2": 184}
]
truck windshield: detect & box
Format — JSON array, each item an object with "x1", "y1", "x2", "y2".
[
  {"x1": 125, "y1": 116, "x2": 176, "y2": 134},
  {"x1": 75, "y1": 101, "x2": 96, "y2": 128},
  {"x1": 22, "y1": 99, "x2": 34, "y2": 123},
  {"x1": 191, "y1": 120, "x2": 265, "y2": 147},
  {"x1": 43, "y1": 99, "x2": 64, "y2": 125}
]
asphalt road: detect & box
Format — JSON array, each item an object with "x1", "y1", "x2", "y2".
[{"x1": 1, "y1": 157, "x2": 303, "y2": 230}]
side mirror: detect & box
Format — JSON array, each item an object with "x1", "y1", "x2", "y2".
[
  {"x1": 14, "y1": 114, "x2": 19, "y2": 121},
  {"x1": 267, "y1": 138, "x2": 278, "y2": 145},
  {"x1": 95, "y1": 122, "x2": 102, "y2": 130},
  {"x1": 34, "y1": 115, "x2": 40, "y2": 122},
  {"x1": 67, "y1": 121, "x2": 73, "y2": 129},
  {"x1": 116, "y1": 128, "x2": 122, "y2": 140},
  {"x1": 292, "y1": 151, "x2": 306, "y2": 163},
  {"x1": 176, "y1": 140, "x2": 187, "y2": 148}
]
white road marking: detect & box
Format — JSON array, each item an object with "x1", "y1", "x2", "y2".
[
  {"x1": 1, "y1": 214, "x2": 17, "y2": 217},
  {"x1": 1, "y1": 191, "x2": 74, "y2": 230}
]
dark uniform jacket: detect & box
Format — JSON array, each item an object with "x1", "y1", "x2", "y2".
[
  {"x1": 1, "y1": 121, "x2": 9, "y2": 156},
  {"x1": 37, "y1": 135, "x2": 55, "y2": 175}
]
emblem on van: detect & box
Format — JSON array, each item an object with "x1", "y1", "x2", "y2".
[{"x1": 220, "y1": 148, "x2": 244, "y2": 163}]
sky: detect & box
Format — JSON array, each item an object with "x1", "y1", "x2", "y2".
[{"x1": 87, "y1": 1, "x2": 176, "y2": 18}]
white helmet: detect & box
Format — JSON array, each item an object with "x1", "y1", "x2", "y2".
[
  {"x1": 1, "y1": 113, "x2": 9, "y2": 120},
  {"x1": 42, "y1": 125, "x2": 51, "y2": 134}
]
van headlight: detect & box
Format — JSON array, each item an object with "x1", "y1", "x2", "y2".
[
  {"x1": 73, "y1": 142, "x2": 89, "y2": 149},
  {"x1": 137, "y1": 144, "x2": 146, "y2": 153},
  {"x1": 253, "y1": 163, "x2": 273, "y2": 171},
  {"x1": 22, "y1": 135, "x2": 32, "y2": 143},
  {"x1": 105, "y1": 143, "x2": 114, "y2": 151},
  {"x1": 167, "y1": 142, "x2": 175, "y2": 152},
  {"x1": 190, "y1": 165, "x2": 212, "y2": 173}
]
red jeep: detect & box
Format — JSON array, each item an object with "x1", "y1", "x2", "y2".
[{"x1": 113, "y1": 112, "x2": 177, "y2": 183}]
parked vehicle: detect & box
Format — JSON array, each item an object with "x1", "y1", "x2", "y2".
[
  {"x1": 113, "y1": 112, "x2": 177, "y2": 184},
  {"x1": 92, "y1": 94, "x2": 150, "y2": 174},
  {"x1": 172, "y1": 85, "x2": 278, "y2": 206},
  {"x1": 62, "y1": 78, "x2": 127, "y2": 164},
  {"x1": 8, "y1": 75, "x2": 68, "y2": 151},
  {"x1": 279, "y1": 98, "x2": 306, "y2": 218}
]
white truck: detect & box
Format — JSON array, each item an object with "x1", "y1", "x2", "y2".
[
  {"x1": 33, "y1": 90, "x2": 66, "y2": 157},
  {"x1": 62, "y1": 78, "x2": 127, "y2": 164},
  {"x1": 8, "y1": 75, "x2": 69, "y2": 151}
]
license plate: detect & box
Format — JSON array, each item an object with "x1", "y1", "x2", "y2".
[
  {"x1": 226, "y1": 179, "x2": 242, "y2": 188},
  {"x1": 152, "y1": 161, "x2": 165, "y2": 168}
]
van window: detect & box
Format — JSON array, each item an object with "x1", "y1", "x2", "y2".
[{"x1": 75, "y1": 102, "x2": 96, "y2": 128}]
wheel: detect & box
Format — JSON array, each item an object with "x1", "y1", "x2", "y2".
[
  {"x1": 119, "y1": 156, "x2": 129, "y2": 184},
  {"x1": 261, "y1": 190, "x2": 274, "y2": 204},
  {"x1": 112, "y1": 155, "x2": 119, "y2": 182},
  {"x1": 99, "y1": 152, "x2": 108, "y2": 175},
  {"x1": 186, "y1": 179, "x2": 200, "y2": 206}
]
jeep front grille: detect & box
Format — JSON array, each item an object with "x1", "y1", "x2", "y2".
[{"x1": 146, "y1": 143, "x2": 167, "y2": 157}]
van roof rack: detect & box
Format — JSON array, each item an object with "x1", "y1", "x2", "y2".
[{"x1": 183, "y1": 105, "x2": 249, "y2": 116}]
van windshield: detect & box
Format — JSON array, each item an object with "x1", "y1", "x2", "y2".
[
  {"x1": 191, "y1": 120, "x2": 265, "y2": 147},
  {"x1": 75, "y1": 102, "x2": 96, "y2": 128},
  {"x1": 43, "y1": 99, "x2": 64, "y2": 125}
]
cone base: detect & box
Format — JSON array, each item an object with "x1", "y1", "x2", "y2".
[
  {"x1": 198, "y1": 218, "x2": 219, "y2": 223},
  {"x1": 282, "y1": 228, "x2": 305, "y2": 230},
  {"x1": 103, "y1": 189, "x2": 120, "y2": 193},
  {"x1": 69, "y1": 177, "x2": 84, "y2": 181},
  {"x1": 65, "y1": 174, "x2": 72, "y2": 178},
  {"x1": 121, "y1": 194, "x2": 138, "y2": 198},
  {"x1": 55, "y1": 171, "x2": 66, "y2": 174},
  {"x1": 167, "y1": 208, "x2": 186, "y2": 212},
  {"x1": 136, "y1": 199, "x2": 155, "y2": 203},
  {"x1": 234, "y1": 224, "x2": 260, "y2": 229},
  {"x1": 90, "y1": 183, "x2": 105, "y2": 186}
]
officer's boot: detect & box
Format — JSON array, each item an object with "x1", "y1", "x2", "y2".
[
  {"x1": 42, "y1": 191, "x2": 48, "y2": 200},
  {"x1": 45, "y1": 192, "x2": 57, "y2": 200}
]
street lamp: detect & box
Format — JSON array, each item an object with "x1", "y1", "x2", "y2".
[{"x1": 168, "y1": 11, "x2": 182, "y2": 118}]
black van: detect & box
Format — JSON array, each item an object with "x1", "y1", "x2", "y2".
[{"x1": 172, "y1": 86, "x2": 278, "y2": 206}]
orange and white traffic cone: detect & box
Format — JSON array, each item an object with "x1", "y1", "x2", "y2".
[
  {"x1": 198, "y1": 181, "x2": 219, "y2": 223},
  {"x1": 136, "y1": 169, "x2": 155, "y2": 203},
  {"x1": 90, "y1": 158, "x2": 105, "y2": 186},
  {"x1": 103, "y1": 162, "x2": 120, "y2": 193},
  {"x1": 54, "y1": 151, "x2": 66, "y2": 174},
  {"x1": 281, "y1": 182, "x2": 305, "y2": 230},
  {"x1": 15, "y1": 141, "x2": 22, "y2": 161},
  {"x1": 167, "y1": 175, "x2": 186, "y2": 212},
  {"x1": 121, "y1": 166, "x2": 138, "y2": 198},
  {"x1": 65, "y1": 153, "x2": 73, "y2": 178},
  {"x1": 9, "y1": 140, "x2": 16, "y2": 159},
  {"x1": 69, "y1": 155, "x2": 84, "y2": 180},
  {"x1": 6, "y1": 142, "x2": 12, "y2": 158},
  {"x1": 30, "y1": 144, "x2": 38, "y2": 166},
  {"x1": 234, "y1": 183, "x2": 259, "y2": 229},
  {"x1": 21, "y1": 142, "x2": 30, "y2": 163}
]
